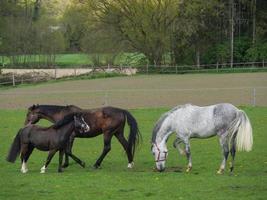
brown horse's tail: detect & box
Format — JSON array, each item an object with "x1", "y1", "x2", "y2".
[
  {"x1": 6, "y1": 129, "x2": 22, "y2": 163},
  {"x1": 123, "y1": 110, "x2": 141, "y2": 158}
]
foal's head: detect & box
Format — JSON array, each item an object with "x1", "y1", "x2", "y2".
[{"x1": 74, "y1": 114, "x2": 90, "y2": 133}]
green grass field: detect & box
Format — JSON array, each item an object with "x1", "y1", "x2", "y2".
[{"x1": 0, "y1": 107, "x2": 267, "y2": 200}]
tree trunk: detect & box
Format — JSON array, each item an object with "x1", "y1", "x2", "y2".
[
  {"x1": 196, "y1": 47, "x2": 200, "y2": 68},
  {"x1": 229, "y1": 0, "x2": 234, "y2": 68},
  {"x1": 252, "y1": 0, "x2": 256, "y2": 45}
]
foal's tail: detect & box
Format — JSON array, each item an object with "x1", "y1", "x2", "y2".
[
  {"x1": 6, "y1": 129, "x2": 22, "y2": 163},
  {"x1": 229, "y1": 110, "x2": 253, "y2": 152},
  {"x1": 123, "y1": 110, "x2": 141, "y2": 158}
]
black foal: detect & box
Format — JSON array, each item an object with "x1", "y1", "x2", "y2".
[{"x1": 6, "y1": 114, "x2": 90, "y2": 173}]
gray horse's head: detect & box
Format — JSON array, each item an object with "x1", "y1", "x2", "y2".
[{"x1": 151, "y1": 143, "x2": 168, "y2": 172}]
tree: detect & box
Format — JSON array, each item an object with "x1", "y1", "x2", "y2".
[
  {"x1": 171, "y1": 0, "x2": 222, "y2": 66},
  {"x1": 88, "y1": 0, "x2": 180, "y2": 65}
]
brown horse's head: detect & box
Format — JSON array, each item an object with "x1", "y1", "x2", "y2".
[{"x1": 24, "y1": 104, "x2": 41, "y2": 125}]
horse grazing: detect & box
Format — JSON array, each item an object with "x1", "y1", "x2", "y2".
[
  {"x1": 25, "y1": 105, "x2": 141, "y2": 169},
  {"x1": 6, "y1": 114, "x2": 90, "y2": 173},
  {"x1": 151, "y1": 103, "x2": 253, "y2": 174}
]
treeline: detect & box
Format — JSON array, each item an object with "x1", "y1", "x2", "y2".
[
  {"x1": 0, "y1": 0, "x2": 266, "y2": 67},
  {"x1": 0, "y1": 0, "x2": 66, "y2": 67}
]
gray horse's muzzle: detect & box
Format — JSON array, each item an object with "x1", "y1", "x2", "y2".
[{"x1": 156, "y1": 162, "x2": 166, "y2": 172}]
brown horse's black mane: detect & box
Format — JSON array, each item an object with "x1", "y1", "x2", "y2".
[{"x1": 29, "y1": 104, "x2": 81, "y2": 115}]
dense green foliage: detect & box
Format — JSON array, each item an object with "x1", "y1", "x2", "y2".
[
  {"x1": 0, "y1": 0, "x2": 266, "y2": 67},
  {"x1": 0, "y1": 107, "x2": 266, "y2": 199}
]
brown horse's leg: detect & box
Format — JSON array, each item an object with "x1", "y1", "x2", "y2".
[
  {"x1": 115, "y1": 131, "x2": 133, "y2": 167},
  {"x1": 93, "y1": 132, "x2": 112, "y2": 169},
  {"x1": 40, "y1": 149, "x2": 57, "y2": 173}
]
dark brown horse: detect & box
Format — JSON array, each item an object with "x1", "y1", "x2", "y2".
[
  {"x1": 25, "y1": 105, "x2": 141, "y2": 169},
  {"x1": 7, "y1": 114, "x2": 89, "y2": 173}
]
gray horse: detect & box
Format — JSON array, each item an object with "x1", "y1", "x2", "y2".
[{"x1": 151, "y1": 103, "x2": 253, "y2": 173}]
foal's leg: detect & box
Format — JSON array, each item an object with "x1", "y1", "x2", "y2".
[
  {"x1": 115, "y1": 129, "x2": 134, "y2": 168},
  {"x1": 40, "y1": 149, "x2": 57, "y2": 173},
  {"x1": 20, "y1": 144, "x2": 29, "y2": 173},
  {"x1": 63, "y1": 133, "x2": 75, "y2": 168},
  {"x1": 217, "y1": 135, "x2": 229, "y2": 174},
  {"x1": 65, "y1": 151, "x2": 86, "y2": 168},
  {"x1": 58, "y1": 149, "x2": 64, "y2": 173},
  {"x1": 24, "y1": 145, "x2": 34, "y2": 163},
  {"x1": 93, "y1": 132, "x2": 112, "y2": 169},
  {"x1": 21, "y1": 145, "x2": 34, "y2": 173}
]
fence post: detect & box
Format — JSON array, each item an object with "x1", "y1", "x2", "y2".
[
  {"x1": 216, "y1": 62, "x2": 219, "y2": 72},
  {"x1": 74, "y1": 68, "x2": 77, "y2": 77},
  {"x1": 146, "y1": 63, "x2": 148, "y2": 74},
  {"x1": 12, "y1": 73, "x2": 15, "y2": 86},
  {"x1": 104, "y1": 91, "x2": 108, "y2": 106},
  {"x1": 175, "y1": 65, "x2": 177, "y2": 74},
  {"x1": 263, "y1": 60, "x2": 265, "y2": 68},
  {"x1": 252, "y1": 88, "x2": 256, "y2": 107},
  {"x1": 130, "y1": 65, "x2": 132, "y2": 76},
  {"x1": 54, "y1": 68, "x2": 57, "y2": 79}
]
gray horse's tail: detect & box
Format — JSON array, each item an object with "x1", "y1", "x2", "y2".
[
  {"x1": 6, "y1": 129, "x2": 22, "y2": 163},
  {"x1": 229, "y1": 110, "x2": 253, "y2": 152}
]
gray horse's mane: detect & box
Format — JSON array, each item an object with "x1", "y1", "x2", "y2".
[{"x1": 151, "y1": 104, "x2": 191, "y2": 143}]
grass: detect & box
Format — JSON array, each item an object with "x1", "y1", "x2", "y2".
[
  {"x1": 56, "y1": 54, "x2": 92, "y2": 66},
  {"x1": 0, "y1": 107, "x2": 267, "y2": 200}
]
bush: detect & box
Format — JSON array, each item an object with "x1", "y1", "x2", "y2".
[{"x1": 245, "y1": 41, "x2": 267, "y2": 61}]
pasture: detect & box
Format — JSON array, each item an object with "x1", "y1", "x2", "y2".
[
  {"x1": 0, "y1": 73, "x2": 267, "y2": 200},
  {"x1": 0, "y1": 107, "x2": 267, "y2": 200}
]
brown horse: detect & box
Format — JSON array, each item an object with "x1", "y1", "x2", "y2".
[
  {"x1": 25, "y1": 105, "x2": 141, "y2": 169},
  {"x1": 7, "y1": 113, "x2": 89, "y2": 173}
]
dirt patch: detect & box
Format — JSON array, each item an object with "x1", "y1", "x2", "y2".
[{"x1": 0, "y1": 73, "x2": 266, "y2": 109}]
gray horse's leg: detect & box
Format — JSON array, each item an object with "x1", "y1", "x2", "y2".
[
  {"x1": 217, "y1": 134, "x2": 229, "y2": 174},
  {"x1": 229, "y1": 138, "x2": 236, "y2": 174},
  {"x1": 173, "y1": 137, "x2": 186, "y2": 155},
  {"x1": 184, "y1": 138, "x2": 192, "y2": 172}
]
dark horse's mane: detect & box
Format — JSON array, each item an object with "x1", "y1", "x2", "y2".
[
  {"x1": 29, "y1": 104, "x2": 81, "y2": 115},
  {"x1": 53, "y1": 112, "x2": 81, "y2": 129}
]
